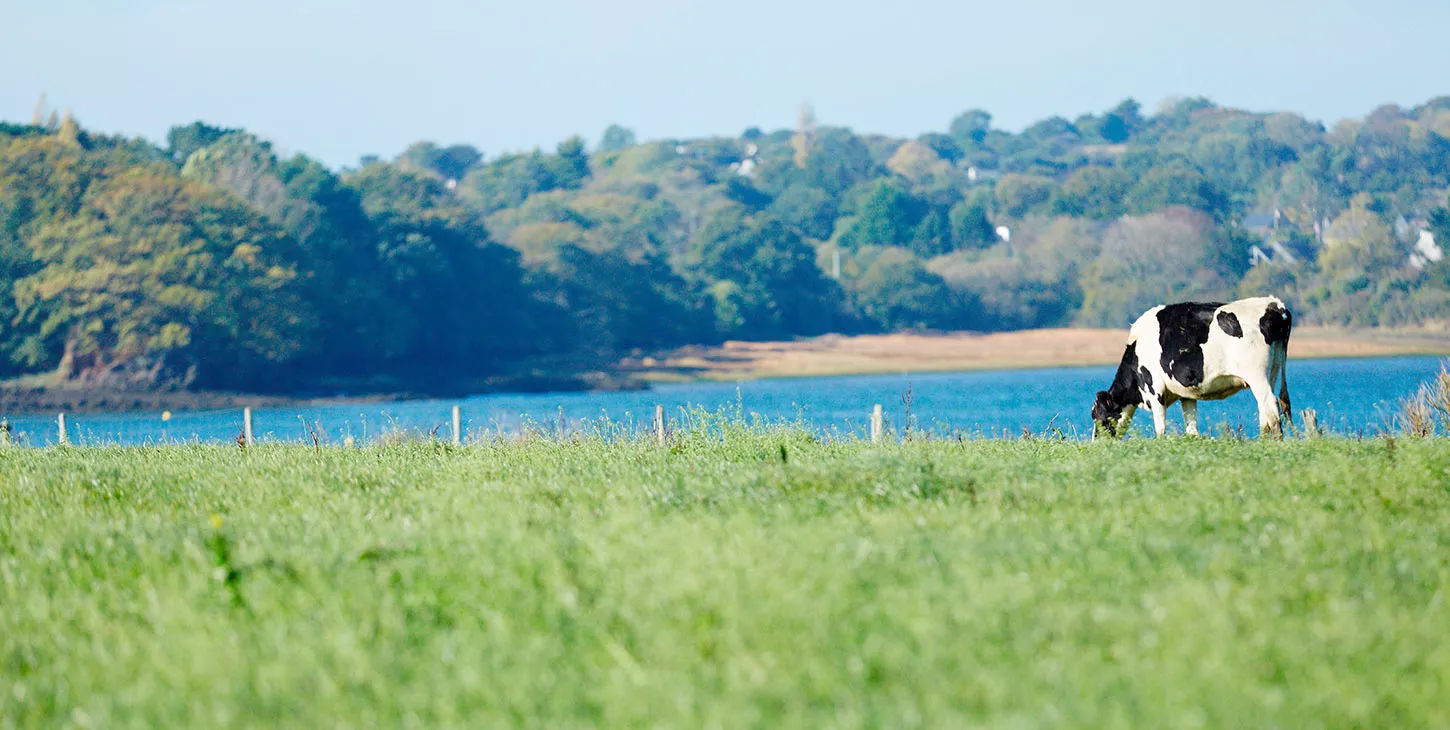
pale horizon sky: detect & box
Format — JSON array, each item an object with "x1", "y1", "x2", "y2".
[{"x1": 4, "y1": 0, "x2": 1449, "y2": 168}]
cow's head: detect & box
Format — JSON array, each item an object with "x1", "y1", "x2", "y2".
[
  {"x1": 1092, "y1": 390, "x2": 1131, "y2": 439},
  {"x1": 1095, "y1": 343, "x2": 1144, "y2": 440}
]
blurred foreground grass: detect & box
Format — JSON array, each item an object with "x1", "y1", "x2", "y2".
[{"x1": 1, "y1": 428, "x2": 1448, "y2": 728}]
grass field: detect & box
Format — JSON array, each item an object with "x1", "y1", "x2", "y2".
[{"x1": 2, "y1": 428, "x2": 1449, "y2": 727}]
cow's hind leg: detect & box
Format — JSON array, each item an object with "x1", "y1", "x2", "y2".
[
  {"x1": 1146, "y1": 390, "x2": 1175, "y2": 438},
  {"x1": 1181, "y1": 399, "x2": 1199, "y2": 436},
  {"x1": 1148, "y1": 399, "x2": 1168, "y2": 437},
  {"x1": 1275, "y1": 351, "x2": 1292, "y2": 428},
  {"x1": 1248, "y1": 376, "x2": 1283, "y2": 438}
]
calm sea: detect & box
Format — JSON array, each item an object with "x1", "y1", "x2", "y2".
[{"x1": 2, "y1": 355, "x2": 1443, "y2": 446}]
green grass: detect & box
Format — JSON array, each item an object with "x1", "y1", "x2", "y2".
[{"x1": 2, "y1": 429, "x2": 1449, "y2": 728}]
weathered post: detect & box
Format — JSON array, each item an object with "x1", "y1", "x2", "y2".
[
  {"x1": 452, "y1": 405, "x2": 462, "y2": 445},
  {"x1": 654, "y1": 404, "x2": 666, "y2": 446},
  {"x1": 1302, "y1": 409, "x2": 1319, "y2": 439},
  {"x1": 870, "y1": 404, "x2": 884, "y2": 443},
  {"x1": 57, "y1": 413, "x2": 67, "y2": 445},
  {"x1": 243, "y1": 407, "x2": 254, "y2": 447}
]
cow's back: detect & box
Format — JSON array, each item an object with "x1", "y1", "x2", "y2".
[{"x1": 1123, "y1": 297, "x2": 1290, "y2": 401}]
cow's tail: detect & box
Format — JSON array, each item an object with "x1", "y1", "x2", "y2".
[
  {"x1": 1268, "y1": 301, "x2": 1292, "y2": 426},
  {"x1": 1276, "y1": 349, "x2": 1291, "y2": 426}
]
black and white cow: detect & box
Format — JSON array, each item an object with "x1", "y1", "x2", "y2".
[{"x1": 1092, "y1": 297, "x2": 1292, "y2": 438}]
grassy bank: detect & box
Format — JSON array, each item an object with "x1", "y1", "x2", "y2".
[
  {"x1": 0, "y1": 358, "x2": 645, "y2": 416},
  {"x1": 2, "y1": 432, "x2": 1449, "y2": 727},
  {"x1": 622, "y1": 326, "x2": 1450, "y2": 382}
]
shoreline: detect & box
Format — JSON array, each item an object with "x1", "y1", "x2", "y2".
[
  {"x1": 0, "y1": 386, "x2": 405, "y2": 417},
  {"x1": 4, "y1": 326, "x2": 1447, "y2": 415},
  {"x1": 0, "y1": 369, "x2": 645, "y2": 416}
]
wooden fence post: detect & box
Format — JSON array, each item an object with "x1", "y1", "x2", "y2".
[
  {"x1": 1302, "y1": 409, "x2": 1319, "y2": 439},
  {"x1": 870, "y1": 404, "x2": 883, "y2": 443},
  {"x1": 452, "y1": 405, "x2": 462, "y2": 445},
  {"x1": 243, "y1": 407, "x2": 254, "y2": 447},
  {"x1": 654, "y1": 404, "x2": 666, "y2": 445},
  {"x1": 57, "y1": 413, "x2": 67, "y2": 445}
]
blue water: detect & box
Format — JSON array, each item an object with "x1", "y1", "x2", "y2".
[{"x1": 1, "y1": 355, "x2": 1442, "y2": 446}]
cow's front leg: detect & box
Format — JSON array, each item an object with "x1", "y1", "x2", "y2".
[
  {"x1": 1181, "y1": 399, "x2": 1199, "y2": 436},
  {"x1": 1146, "y1": 394, "x2": 1168, "y2": 437}
]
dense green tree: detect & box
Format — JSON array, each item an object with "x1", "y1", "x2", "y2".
[
  {"x1": 886, "y1": 141, "x2": 951, "y2": 185},
  {"x1": 839, "y1": 180, "x2": 924, "y2": 249},
  {"x1": 0, "y1": 136, "x2": 175, "y2": 371},
  {"x1": 598, "y1": 125, "x2": 637, "y2": 152},
  {"x1": 1049, "y1": 166, "x2": 1131, "y2": 218},
  {"x1": 917, "y1": 133, "x2": 964, "y2": 163},
  {"x1": 461, "y1": 139, "x2": 591, "y2": 215},
  {"x1": 949, "y1": 198, "x2": 995, "y2": 251},
  {"x1": 695, "y1": 209, "x2": 842, "y2": 337},
  {"x1": 347, "y1": 163, "x2": 557, "y2": 370},
  {"x1": 548, "y1": 136, "x2": 591, "y2": 190},
  {"x1": 12, "y1": 169, "x2": 312, "y2": 388},
  {"x1": 166, "y1": 122, "x2": 238, "y2": 164},
  {"x1": 722, "y1": 176, "x2": 772, "y2": 210},
  {"x1": 1430, "y1": 203, "x2": 1450, "y2": 252},
  {"x1": 909, "y1": 206, "x2": 956, "y2": 258},
  {"x1": 462, "y1": 151, "x2": 556, "y2": 213},
  {"x1": 179, "y1": 132, "x2": 293, "y2": 216},
  {"x1": 1099, "y1": 99, "x2": 1143, "y2": 143},
  {"x1": 0, "y1": 195, "x2": 37, "y2": 374},
  {"x1": 799, "y1": 128, "x2": 878, "y2": 195},
  {"x1": 949, "y1": 109, "x2": 992, "y2": 146},
  {"x1": 1262, "y1": 113, "x2": 1325, "y2": 155},
  {"x1": 1331, "y1": 113, "x2": 1450, "y2": 216},
  {"x1": 180, "y1": 135, "x2": 416, "y2": 372},
  {"x1": 768, "y1": 184, "x2": 837, "y2": 240},
  {"x1": 846, "y1": 248, "x2": 968, "y2": 330},
  {"x1": 1189, "y1": 129, "x2": 1294, "y2": 198},
  {"x1": 398, "y1": 141, "x2": 483, "y2": 180},
  {"x1": 273, "y1": 155, "x2": 406, "y2": 370},
  {"x1": 994, "y1": 174, "x2": 1055, "y2": 218},
  {"x1": 1124, "y1": 160, "x2": 1227, "y2": 217},
  {"x1": 530, "y1": 245, "x2": 707, "y2": 351}
]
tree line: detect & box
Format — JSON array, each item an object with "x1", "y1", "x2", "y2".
[{"x1": 2, "y1": 95, "x2": 1450, "y2": 392}]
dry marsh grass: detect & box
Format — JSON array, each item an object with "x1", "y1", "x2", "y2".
[{"x1": 622, "y1": 326, "x2": 1450, "y2": 382}]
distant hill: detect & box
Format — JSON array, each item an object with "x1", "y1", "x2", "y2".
[{"x1": 2, "y1": 96, "x2": 1449, "y2": 393}]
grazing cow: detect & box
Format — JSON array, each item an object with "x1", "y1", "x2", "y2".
[{"x1": 1092, "y1": 297, "x2": 1292, "y2": 438}]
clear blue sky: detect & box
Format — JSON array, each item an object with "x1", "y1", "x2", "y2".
[{"x1": 4, "y1": 0, "x2": 1448, "y2": 168}]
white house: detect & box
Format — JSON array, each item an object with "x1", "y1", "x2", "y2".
[
  {"x1": 1410, "y1": 229, "x2": 1443, "y2": 269},
  {"x1": 966, "y1": 166, "x2": 1001, "y2": 183}
]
